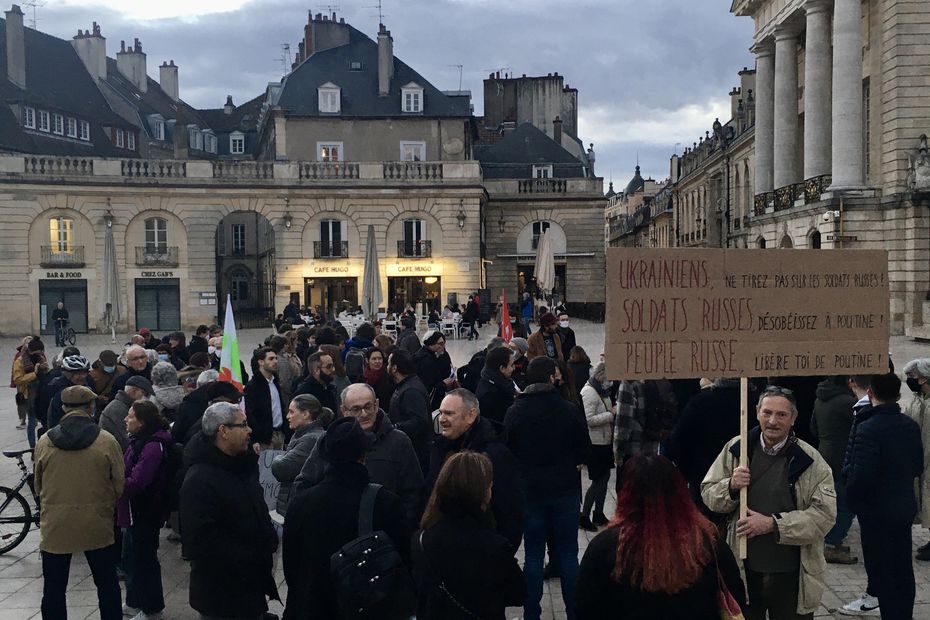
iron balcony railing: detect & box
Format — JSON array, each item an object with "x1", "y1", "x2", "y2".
[
  {"x1": 135, "y1": 246, "x2": 179, "y2": 266},
  {"x1": 397, "y1": 239, "x2": 432, "y2": 258},
  {"x1": 40, "y1": 245, "x2": 85, "y2": 267},
  {"x1": 313, "y1": 240, "x2": 348, "y2": 259}
]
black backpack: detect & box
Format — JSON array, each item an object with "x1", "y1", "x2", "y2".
[
  {"x1": 345, "y1": 347, "x2": 366, "y2": 383},
  {"x1": 330, "y1": 484, "x2": 416, "y2": 619},
  {"x1": 642, "y1": 379, "x2": 678, "y2": 442}
]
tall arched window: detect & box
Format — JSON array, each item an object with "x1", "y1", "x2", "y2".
[
  {"x1": 809, "y1": 230, "x2": 822, "y2": 249},
  {"x1": 144, "y1": 217, "x2": 168, "y2": 253},
  {"x1": 49, "y1": 216, "x2": 74, "y2": 253},
  {"x1": 757, "y1": 236, "x2": 767, "y2": 249}
]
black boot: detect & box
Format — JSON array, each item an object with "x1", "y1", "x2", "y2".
[
  {"x1": 579, "y1": 515, "x2": 597, "y2": 532},
  {"x1": 592, "y1": 511, "x2": 609, "y2": 527}
]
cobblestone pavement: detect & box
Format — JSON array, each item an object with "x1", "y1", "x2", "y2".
[{"x1": 0, "y1": 322, "x2": 928, "y2": 619}]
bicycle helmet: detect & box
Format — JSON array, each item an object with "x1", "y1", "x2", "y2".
[{"x1": 61, "y1": 355, "x2": 90, "y2": 371}]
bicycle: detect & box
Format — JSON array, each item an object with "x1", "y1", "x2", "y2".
[
  {"x1": 54, "y1": 320, "x2": 76, "y2": 347},
  {"x1": 0, "y1": 448, "x2": 39, "y2": 554}
]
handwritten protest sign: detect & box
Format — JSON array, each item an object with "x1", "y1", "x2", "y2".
[
  {"x1": 258, "y1": 448, "x2": 285, "y2": 513},
  {"x1": 605, "y1": 248, "x2": 889, "y2": 380}
]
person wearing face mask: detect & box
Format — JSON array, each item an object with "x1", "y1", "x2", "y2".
[
  {"x1": 903, "y1": 357, "x2": 930, "y2": 562},
  {"x1": 294, "y1": 351, "x2": 339, "y2": 413},
  {"x1": 579, "y1": 363, "x2": 616, "y2": 532},
  {"x1": 89, "y1": 350, "x2": 126, "y2": 411},
  {"x1": 557, "y1": 314, "x2": 576, "y2": 356},
  {"x1": 414, "y1": 331, "x2": 455, "y2": 412}
]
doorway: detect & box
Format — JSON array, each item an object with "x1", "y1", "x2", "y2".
[
  {"x1": 517, "y1": 264, "x2": 567, "y2": 301},
  {"x1": 135, "y1": 278, "x2": 181, "y2": 331},
  {"x1": 388, "y1": 276, "x2": 441, "y2": 313},
  {"x1": 305, "y1": 277, "x2": 358, "y2": 319},
  {"x1": 39, "y1": 280, "x2": 88, "y2": 335}
]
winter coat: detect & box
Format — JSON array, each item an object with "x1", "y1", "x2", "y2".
[
  {"x1": 413, "y1": 505, "x2": 525, "y2": 620},
  {"x1": 511, "y1": 355, "x2": 529, "y2": 391},
  {"x1": 559, "y1": 326, "x2": 577, "y2": 358},
  {"x1": 34, "y1": 410, "x2": 125, "y2": 554},
  {"x1": 293, "y1": 375, "x2": 338, "y2": 414},
  {"x1": 283, "y1": 462, "x2": 412, "y2": 620},
  {"x1": 110, "y1": 364, "x2": 152, "y2": 399},
  {"x1": 365, "y1": 367, "x2": 395, "y2": 407},
  {"x1": 665, "y1": 379, "x2": 759, "y2": 491},
  {"x1": 581, "y1": 383, "x2": 613, "y2": 446},
  {"x1": 700, "y1": 427, "x2": 836, "y2": 616},
  {"x1": 810, "y1": 380, "x2": 857, "y2": 476},
  {"x1": 526, "y1": 329, "x2": 564, "y2": 361},
  {"x1": 568, "y1": 361, "x2": 589, "y2": 398},
  {"x1": 904, "y1": 390, "x2": 930, "y2": 526},
  {"x1": 388, "y1": 374, "x2": 432, "y2": 471},
  {"x1": 12, "y1": 352, "x2": 45, "y2": 399},
  {"x1": 504, "y1": 383, "x2": 591, "y2": 501},
  {"x1": 341, "y1": 336, "x2": 374, "y2": 361},
  {"x1": 171, "y1": 384, "x2": 211, "y2": 444},
  {"x1": 576, "y1": 527, "x2": 746, "y2": 620},
  {"x1": 47, "y1": 374, "x2": 97, "y2": 429},
  {"x1": 272, "y1": 421, "x2": 325, "y2": 515},
  {"x1": 414, "y1": 346, "x2": 453, "y2": 411},
  {"x1": 395, "y1": 328, "x2": 421, "y2": 356},
  {"x1": 520, "y1": 297, "x2": 533, "y2": 319},
  {"x1": 457, "y1": 350, "x2": 486, "y2": 393},
  {"x1": 612, "y1": 380, "x2": 658, "y2": 463},
  {"x1": 277, "y1": 351, "x2": 302, "y2": 405},
  {"x1": 844, "y1": 403, "x2": 923, "y2": 520},
  {"x1": 180, "y1": 432, "x2": 279, "y2": 617},
  {"x1": 296, "y1": 411, "x2": 425, "y2": 526},
  {"x1": 88, "y1": 361, "x2": 126, "y2": 409},
  {"x1": 186, "y1": 335, "x2": 208, "y2": 357},
  {"x1": 475, "y1": 371, "x2": 515, "y2": 434},
  {"x1": 427, "y1": 417, "x2": 524, "y2": 550},
  {"x1": 99, "y1": 390, "x2": 134, "y2": 453},
  {"x1": 117, "y1": 428, "x2": 173, "y2": 527},
  {"x1": 244, "y1": 373, "x2": 284, "y2": 445}
]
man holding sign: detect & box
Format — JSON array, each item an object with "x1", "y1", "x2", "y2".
[{"x1": 702, "y1": 386, "x2": 836, "y2": 620}]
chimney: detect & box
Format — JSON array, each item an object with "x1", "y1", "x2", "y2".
[
  {"x1": 729, "y1": 86, "x2": 741, "y2": 120},
  {"x1": 670, "y1": 154, "x2": 680, "y2": 184},
  {"x1": 552, "y1": 116, "x2": 562, "y2": 145},
  {"x1": 117, "y1": 37, "x2": 147, "y2": 92},
  {"x1": 4, "y1": 4, "x2": 25, "y2": 88},
  {"x1": 738, "y1": 66, "x2": 756, "y2": 105},
  {"x1": 224, "y1": 95, "x2": 234, "y2": 115},
  {"x1": 377, "y1": 24, "x2": 393, "y2": 96},
  {"x1": 159, "y1": 60, "x2": 178, "y2": 101},
  {"x1": 71, "y1": 22, "x2": 107, "y2": 81}
]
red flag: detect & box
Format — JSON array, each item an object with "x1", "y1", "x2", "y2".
[{"x1": 500, "y1": 289, "x2": 513, "y2": 343}]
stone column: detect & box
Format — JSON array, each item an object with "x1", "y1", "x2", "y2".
[
  {"x1": 804, "y1": 0, "x2": 832, "y2": 179},
  {"x1": 752, "y1": 41, "x2": 775, "y2": 195},
  {"x1": 831, "y1": 0, "x2": 865, "y2": 189},
  {"x1": 773, "y1": 26, "x2": 800, "y2": 189}
]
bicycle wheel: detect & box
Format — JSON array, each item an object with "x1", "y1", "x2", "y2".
[
  {"x1": 66, "y1": 328, "x2": 76, "y2": 346},
  {"x1": 0, "y1": 487, "x2": 31, "y2": 554}
]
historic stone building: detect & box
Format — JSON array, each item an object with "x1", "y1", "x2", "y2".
[{"x1": 730, "y1": 0, "x2": 930, "y2": 335}]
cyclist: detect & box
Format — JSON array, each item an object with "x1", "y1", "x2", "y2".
[
  {"x1": 46, "y1": 355, "x2": 95, "y2": 429},
  {"x1": 51, "y1": 301, "x2": 69, "y2": 347}
]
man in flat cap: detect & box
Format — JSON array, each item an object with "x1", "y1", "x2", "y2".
[{"x1": 35, "y1": 385, "x2": 125, "y2": 619}]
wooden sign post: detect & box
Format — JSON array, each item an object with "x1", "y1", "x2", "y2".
[{"x1": 605, "y1": 248, "x2": 889, "y2": 558}]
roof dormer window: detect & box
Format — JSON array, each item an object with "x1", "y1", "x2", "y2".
[
  {"x1": 402, "y1": 83, "x2": 423, "y2": 113},
  {"x1": 349, "y1": 61, "x2": 362, "y2": 71},
  {"x1": 318, "y1": 82, "x2": 341, "y2": 114},
  {"x1": 150, "y1": 115, "x2": 166, "y2": 141}
]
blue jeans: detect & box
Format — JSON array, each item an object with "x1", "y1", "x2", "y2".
[
  {"x1": 522, "y1": 316, "x2": 532, "y2": 335},
  {"x1": 41, "y1": 544, "x2": 121, "y2": 620},
  {"x1": 825, "y1": 474, "x2": 855, "y2": 547},
  {"x1": 523, "y1": 494, "x2": 580, "y2": 620}
]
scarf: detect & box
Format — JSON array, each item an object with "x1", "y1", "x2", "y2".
[
  {"x1": 365, "y1": 365, "x2": 386, "y2": 386},
  {"x1": 587, "y1": 376, "x2": 611, "y2": 397}
]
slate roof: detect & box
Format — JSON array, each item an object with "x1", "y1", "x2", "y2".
[
  {"x1": 99, "y1": 56, "x2": 208, "y2": 129},
  {"x1": 277, "y1": 24, "x2": 469, "y2": 118},
  {"x1": 198, "y1": 94, "x2": 264, "y2": 133},
  {"x1": 473, "y1": 122, "x2": 587, "y2": 179}
]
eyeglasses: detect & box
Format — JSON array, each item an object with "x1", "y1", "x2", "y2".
[
  {"x1": 222, "y1": 422, "x2": 249, "y2": 429},
  {"x1": 127, "y1": 355, "x2": 147, "y2": 361},
  {"x1": 345, "y1": 402, "x2": 377, "y2": 416}
]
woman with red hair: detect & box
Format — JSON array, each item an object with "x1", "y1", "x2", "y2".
[{"x1": 576, "y1": 454, "x2": 746, "y2": 619}]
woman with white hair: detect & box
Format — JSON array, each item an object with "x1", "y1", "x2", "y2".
[
  {"x1": 150, "y1": 361, "x2": 185, "y2": 421},
  {"x1": 903, "y1": 357, "x2": 930, "y2": 560}
]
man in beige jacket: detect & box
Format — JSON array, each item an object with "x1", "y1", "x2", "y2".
[
  {"x1": 702, "y1": 385, "x2": 836, "y2": 620},
  {"x1": 35, "y1": 385, "x2": 125, "y2": 619}
]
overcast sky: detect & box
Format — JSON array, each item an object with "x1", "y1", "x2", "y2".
[{"x1": 34, "y1": 0, "x2": 754, "y2": 188}]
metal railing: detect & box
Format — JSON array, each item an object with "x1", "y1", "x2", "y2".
[
  {"x1": 135, "y1": 246, "x2": 179, "y2": 266},
  {"x1": 397, "y1": 239, "x2": 431, "y2": 258},
  {"x1": 313, "y1": 240, "x2": 348, "y2": 259},
  {"x1": 40, "y1": 245, "x2": 85, "y2": 267}
]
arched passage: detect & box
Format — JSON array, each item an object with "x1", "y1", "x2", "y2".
[
  {"x1": 216, "y1": 211, "x2": 276, "y2": 327},
  {"x1": 779, "y1": 234, "x2": 794, "y2": 249}
]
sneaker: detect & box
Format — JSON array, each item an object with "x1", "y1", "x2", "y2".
[
  {"x1": 592, "y1": 511, "x2": 609, "y2": 527},
  {"x1": 122, "y1": 605, "x2": 141, "y2": 618},
  {"x1": 579, "y1": 515, "x2": 597, "y2": 532},
  {"x1": 15, "y1": 423, "x2": 25, "y2": 430},
  {"x1": 839, "y1": 594, "x2": 880, "y2": 616},
  {"x1": 824, "y1": 544, "x2": 858, "y2": 564}
]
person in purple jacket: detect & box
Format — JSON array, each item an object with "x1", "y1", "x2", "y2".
[{"x1": 118, "y1": 400, "x2": 173, "y2": 620}]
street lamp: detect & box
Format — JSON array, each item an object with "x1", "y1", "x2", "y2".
[
  {"x1": 456, "y1": 202, "x2": 466, "y2": 230},
  {"x1": 498, "y1": 211, "x2": 506, "y2": 233},
  {"x1": 104, "y1": 197, "x2": 113, "y2": 228},
  {"x1": 283, "y1": 197, "x2": 292, "y2": 230}
]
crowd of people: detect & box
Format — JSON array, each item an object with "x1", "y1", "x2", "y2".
[{"x1": 8, "y1": 308, "x2": 930, "y2": 620}]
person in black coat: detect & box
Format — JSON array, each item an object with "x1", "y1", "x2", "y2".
[
  {"x1": 111, "y1": 345, "x2": 153, "y2": 399},
  {"x1": 180, "y1": 402, "x2": 279, "y2": 618},
  {"x1": 576, "y1": 454, "x2": 745, "y2": 620},
  {"x1": 243, "y1": 347, "x2": 285, "y2": 450},
  {"x1": 293, "y1": 350, "x2": 339, "y2": 413},
  {"x1": 413, "y1": 332, "x2": 454, "y2": 412},
  {"x1": 843, "y1": 373, "x2": 924, "y2": 620},
  {"x1": 387, "y1": 349, "x2": 432, "y2": 473},
  {"x1": 462, "y1": 296, "x2": 480, "y2": 340},
  {"x1": 186, "y1": 325, "x2": 210, "y2": 358},
  {"x1": 428, "y1": 390, "x2": 523, "y2": 550},
  {"x1": 414, "y1": 450, "x2": 525, "y2": 620},
  {"x1": 283, "y1": 417, "x2": 413, "y2": 620},
  {"x1": 664, "y1": 378, "x2": 759, "y2": 521},
  {"x1": 474, "y1": 346, "x2": 516, "y2": 434}
]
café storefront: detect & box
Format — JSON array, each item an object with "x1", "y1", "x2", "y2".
[
  {"x1": 304, "y1": 263, "x2": 360, "y2": 318},
  {"x1": 131, "y1": 269, "x2": 181, "y2": 331},
  {"x1": 387, "y1": 263, "x2": 442, "y2": 313},
  {"x1": 38, "y1": 269, "x2": 89, "y2": 335}
]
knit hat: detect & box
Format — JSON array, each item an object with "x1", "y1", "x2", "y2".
[
  {"x1": 98, "y1": 350, "x2": 118, "y2": 366},
  {"x1": 125, "y1": 375, "x2": 153, "y2": 396},
  {"x1": 61, "y1": 385, "x2": 96, "y2": 410},
  {"x1": 318, "y1": 417, "x2": 375, "y2": 464},
  {"x1": 138, "y1": 327, "x2": 151, "y2": 336},
  {"x1": 510, "y1": 337, "x2": 529, "y2": 353},
  {"x1": 539, "y1": 312, "x2": 558, "y2": 328}
]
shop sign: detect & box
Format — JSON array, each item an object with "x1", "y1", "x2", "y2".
[
  {"x1": 312, "y1": 265, "x2": 352, "y2": 274},
  {"x1": 44, "y1": 271, "x2": 85, "y2": 279},
  {"x1": 139, "y1": 270, "x2": 175, "y2": 278},
  {"x1": 387, "y1": 263, "x2": 442, "y2": 276}
]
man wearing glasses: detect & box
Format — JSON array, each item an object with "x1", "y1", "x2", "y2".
[
  {"x1": 110, "y1": 345, "x2": 152, "y2": 400},
  {"x1": 296, "y1": 383, "x2": 424, "y2": 526},
  {"x1": 181, "y1": 402, "x2": 279, "y2": 619},
  {"x1": 702, "y1": 386, "x2": 836, "y2": 620}
]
